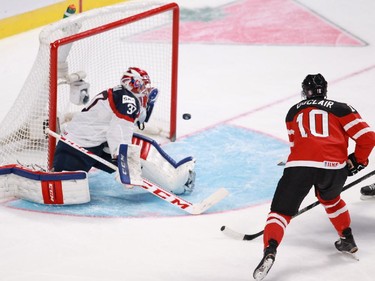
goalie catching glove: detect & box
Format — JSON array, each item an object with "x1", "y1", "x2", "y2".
[
  {"x1": 145, "y1": 87, "x2": 158, "y2": 122},
  {"x1": 137, "y1": 87, "x2": 159, "y2": 130}
]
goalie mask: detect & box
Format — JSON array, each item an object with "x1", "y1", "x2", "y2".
[
  {"x1": 301, "y1": 73, "x2": 327, "y2": 100},
  {"x1": 121, "y1": 67, "x2": 151, "y2": 97}
]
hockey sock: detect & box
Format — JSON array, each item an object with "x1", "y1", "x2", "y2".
[
  {"x1": 263, "y1": 212, "x2": 291, "y2": 248},
  {"x1": 319, "y1": 195, "x2": 351, "y2": 236}
]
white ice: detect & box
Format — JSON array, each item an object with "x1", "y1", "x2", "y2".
[{"x1": 1, "y1": 0, "x2": 375, "y2": 280}]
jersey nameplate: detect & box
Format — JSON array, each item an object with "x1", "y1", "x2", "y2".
[
  {"x1": 122, "y1": 95, "x2": 137, "y2": 114},
  {"x1": 296, "y1": 99, "x2": 334, "y2": 109}
]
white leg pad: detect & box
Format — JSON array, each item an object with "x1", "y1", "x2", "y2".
[
  {"x1": 132, "y1": 133, "x2": 196, "y2": 195},
  {"x1": 142, "y1": 158, "x2": 195, "y2": 195},
  {"x1": 0, "y1": 165, "x2": 90, "y2": 205}
]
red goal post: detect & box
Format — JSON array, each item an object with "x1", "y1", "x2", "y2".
[
  {"x1": 0, "y1": 1, "x2": 179, "y2": 170},
  {"x1": 48, "y1": 2, "x2": 179, "y2": 169}
]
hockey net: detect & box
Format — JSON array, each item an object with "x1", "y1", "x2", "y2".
[{"x1": 0, "y1": 1, "x2": 179, "y2": 170}]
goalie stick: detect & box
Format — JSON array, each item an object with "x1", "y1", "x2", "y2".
[
  {"x1": 221, "y1": 168, "x2": 375, "y2": 240},
  {"x1": 47, "y1": 129, "x2": 229, "y2": 215}
]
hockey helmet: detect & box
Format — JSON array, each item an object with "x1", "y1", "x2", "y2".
[
  {"x1": 121, "y1": 67, "x2": 151, "y2": 96},
  {"x1": 301, "y1": 73, "x2": 327, "y2": 100}
]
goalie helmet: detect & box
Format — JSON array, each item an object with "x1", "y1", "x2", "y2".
[
  {"x1": 121, "y1": 67, "x2": 151, "y2": 97},
  {"x1": 301, "y1": 73, "x2": 327, "y2": 100}
]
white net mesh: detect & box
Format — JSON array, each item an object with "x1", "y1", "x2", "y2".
[{"x1": 0, "y1": 1, "x2": 178, "y2": 169}]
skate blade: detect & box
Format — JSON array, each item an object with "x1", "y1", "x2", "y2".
[
  {"x1": 253, "y1": 259, "x2": 274, "y2": 281},
  {"x1": 360, "y1": 194, "x2": 375, "y2": 200},
  {"x1": 341, "y1": 251, "x2": 359, "y2": 261}
]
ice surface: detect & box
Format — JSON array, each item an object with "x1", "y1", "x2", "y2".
[{"x1": 1, "y1": 0, "x2": 375, "y2": 280}]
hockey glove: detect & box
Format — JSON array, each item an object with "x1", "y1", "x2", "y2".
[
  {"x1": 148, "y1": 87, "x2": 159, "y2": 105},
  {"x1": 347, "y1": 153, "x2": 368, "y2": 176},
  {"x1": 145, "y1": 88, "x2": 159, "y2": 123}
]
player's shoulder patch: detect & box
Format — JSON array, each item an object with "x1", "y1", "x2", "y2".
[{"x1": 328, "y1": 100, "x2": 358, "y2": 117}]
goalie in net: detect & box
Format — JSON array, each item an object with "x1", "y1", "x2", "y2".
[
  {"x1": 0, "y1": 67, "x2": 195, "y2": 205},
  {"x1": 0, "y1": 2, "x2": 194, "y2": 205},
  {"x1": 53, "y1": 67, "x2": 196, "y2": 196}
]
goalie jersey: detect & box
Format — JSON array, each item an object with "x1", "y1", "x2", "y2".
[
  {"x1": 63, "y1": 85, "x2": 146, "y2": 157},
  {"x1": 285, "y1": 98, "x2": 375, "y2": 169}
]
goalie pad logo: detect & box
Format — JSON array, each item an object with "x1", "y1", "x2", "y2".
[
  {"x1": 41, "y1": 181, "x2": 64, "y2": 204},
  {"x1": 117, "y1": 144, "x2": 131, "y2": 185}
]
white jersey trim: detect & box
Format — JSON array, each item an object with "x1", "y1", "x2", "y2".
[
  {"x1": 343, "y1": 118, "x2": 363, "y2": 131},
  {"x1": 285, "y1": 160, "x2": 347, "y2": 169},
  {"x1": 352, "y1": 127, "x2": 373, "y2": 140}
]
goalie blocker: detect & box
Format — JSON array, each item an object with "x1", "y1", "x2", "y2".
[{"x1": 0, "y1": 164, "x2": 90, "y2": 205}]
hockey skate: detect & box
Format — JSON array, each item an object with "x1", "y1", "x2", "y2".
[
  {"x1": 360, "y1": 183, "x2": 375, "y2": 200},
  {"x1": 335, "y1": 228, "x2": 359, "y2": 260},
  {"x1": 253, "y1": 239, "x2": 278, "y2": 281}
]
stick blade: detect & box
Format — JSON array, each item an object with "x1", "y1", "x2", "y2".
[
  {"x1": 188, "y1": 188, "x2": 229, "y2": 215},
  {"x1": 220, "y1": 225, "x2": 246, "y2": 240},
  {"x1": 221, "y1": 226, "x2": 263, "y2": 241}
]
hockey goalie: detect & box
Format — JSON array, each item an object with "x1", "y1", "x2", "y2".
[
  {"x1": 0, "y1": 2, "x2": 198, "y2": 206},
  {"x1": 0, "y1": 67, "x2": 196, "y2": 206},
  {"x1": 53, "y1": 66, "x2": 196, "y2": 195}
]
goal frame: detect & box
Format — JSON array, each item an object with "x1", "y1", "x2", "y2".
[{"x1": 48, "y1": 3, "x2": 179, "y2": 169}]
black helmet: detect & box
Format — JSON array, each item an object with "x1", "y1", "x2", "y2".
[{"x1": 301, "y1": 73, "x2": 327, "y2": 100}]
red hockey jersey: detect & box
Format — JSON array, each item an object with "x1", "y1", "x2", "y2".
[{"x1": 285, "y1": 98, "x2": 375, "y2": 169}]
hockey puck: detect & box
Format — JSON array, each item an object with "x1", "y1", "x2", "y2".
[{"x1": 182, "y1": 113, "x2": 191, "y2": 120}]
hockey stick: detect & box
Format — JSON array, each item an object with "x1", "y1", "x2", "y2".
[
  {"x1": 47, "y1": 129, "x2": 229, "y2": 215},
  {"x1": 221, "y1": 168, "x2": 375, "y2": 240}
]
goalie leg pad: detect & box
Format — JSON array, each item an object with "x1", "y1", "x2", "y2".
[
  {"x1": 142, "y1": 158, "x2": 196, "y2": 195},
  {"x1": 0, "y1": 165, "x2": 17, "y2": 200},
  {"x1": 0, "y1": 164, "x2": 90, "y2": 205},
  {"x1": 132, "y1": 133, "x2": 196, "y2": 195}
]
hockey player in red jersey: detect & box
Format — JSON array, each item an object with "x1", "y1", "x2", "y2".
[
  {"x1": 253, "y1": 73, "x2": 375, "y2": 281},
  {"x1": 53, "y1": 67, "x2": 195, "y2": 195}
]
